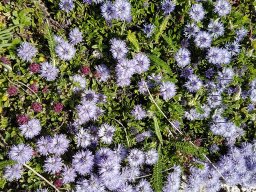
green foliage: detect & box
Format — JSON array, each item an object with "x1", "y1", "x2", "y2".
[
  {"x1": 153, "y1": 116, "x2": 163, "y2": 145},
  {"x1": 152, "y1": 145, "x2": 163, "y2": 192}
]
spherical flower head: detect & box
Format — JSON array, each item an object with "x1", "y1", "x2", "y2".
[
  {"x1": 161, "y1": 0, "x2": 175, "y2": 15},
  {"x1": 44, "y1": 156, "x2": 63, "y2": 174},
  {"x1": 184, "y1": 23, "x2": 200, "y2": 38},
  {"x1": 98, "y1": 123, "x2": 116, "y2": 144},
  {"x1": 110, "y1": 38, "x2": 128, "y2": 60},
  {"x1": 54, "y1": 179, "x2": 63, "y2": 189},
  {"x1": 136, "y1": 179, "x2": 153, "y2": 192},
  {"x1": 250, "y1": 89, "x2": 256, "y2": 103},
  {"x1": 53, "y1": 102, "x2": 64, "y2": 113},
  {"x1": 175, "y1": 48, "x2": 191, "y2": 67},
  {"x1": 185, "y1": 74, "x2": 203, "y2": 93},
  {"x1": 101, "y1": 1, "x2": 116, "y2": 21},
  {"x1": 81, "y1": 65, "x2": 91, "y2": 75},
  {"x1": 31, "y1": 102, "x2": 42, "y2": 113},
  {"x1": 205, "y1": 68, "x2": 215, "y2": 79},
  {"x1": 95, "y1": 148, "x2": 115, "y2": 165},
  {"x1": 69, "y1": 28, "x2": 83, "y2": 45},
  {"x1": 114, "y1": 0, "x2": 132, "y2": 22},
  {"x1": 194, "y1": 31, "x2": 212, "y2": 48},
  {"x1": 29, "y1": 83, "x2": 38, "y2": 93},
  {"x1": 214, "y1": 0, "x2": 231, "y2": 16},
  {"x1": 19, "y1": 118, "x2": 41, "y2": 139},
  {"x1": 29, "y1": 63, "x2": 40, "y2": 73},
  {"x1": 207, "y1": 47, "x2": 223, "y2": 65},
  {"x1": 134, "y1": 53, "x2": 150, "y2": 74},
  {"x1": 4, "y1": 164, "x2": 23, "y2": 181},
  {"x1": 83, "y1": 0, "x2": 92, "y2": 4},
  {"x1": 40, "y1": 62, "x2": 59, "y2": 81},
  {"x1": 55, "y1": 41, "x2": 76, "y2": 61},
  {"x1": 160, "y1": 81, "x2": 177, "y2": 101},
  {"x1": 95, "y1": 64, "x2": 110, "y2": 82},
  {"x1": 235, "y1": 27, "x2": 248, "y2": 42},
  {"x1": 72, "y1": 150, "x2": 94, "y2": 175},
  {"x1": 76, "y1": 101, "x2": 98, "y2": 124},
  {"x1": 145, "y1": 149, "x2": 158, "y2": 165},
  {"x1": 127, "y1": 149, "x2": 145, "y2": 167},
  {"x1": 17, "y1": 42, "x2": 37, "y2": 62},
  {"x1": 50, "y1": 134, "x2": 70, "y2": 155},
  {"x1": 116, "y1": 59, "x2": 136, "y2": 79},
  {"x1": 143, "y1": 23, "x2": 155, "y2": 37},
  {"x1": 138, "y1": 80, "x2": 149, "y2": 94},
  {"x1": 218, "y1": 67, "x2": 235, "y2": 85},
  {"x1": 208, "y1": 19, "x2": 224, "y2": 38},
  {"x1": 75, "y1": 128, "x2": 92, "y2": 148},
  {"x1": 7, "y1": 86, "x2": 18, "y2": 96},
  {"x1": 59, "y1": 0, "x2": 74, "y2": 12},
  {"x1": 9, "y1": 144, "x2": 33, "y2": 164},
  {"x1": 93, "y1": 0, "x2": 104, "y2": 4},
  {"x1": 71, "y1": 74, "x2": 87, "y2": 92},
  {"x1": 36, "y1": 136, "x2": 52, "y2": 156},
  {"x1": 181, "y1": 67, "x2": 193, "y2": 78},
  {"x1": 225, "y1": 42, "x2": 240, "y2": 56},
  {"x1": 62, "y1": 166, "x2": 77, "y2": 184},
  {"x1": 189, "y1": 4, "x2": 205, "y2": 22},
  {"x1": 131, "y1": 105, "x2": 147, "y2": 120},
  {"x1": 81, "y1": 89, "x2": 98, "y2": 103},
  {"x1": 16, "y1": 114, "x2": 29, "y2": 125}
]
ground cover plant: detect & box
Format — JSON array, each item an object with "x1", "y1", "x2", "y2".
[{"x1": 0, "y1": 0, "x2": 256, "y2": 191}]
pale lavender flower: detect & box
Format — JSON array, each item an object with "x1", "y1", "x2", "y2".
[
  {"x1": 95, "y1": 148, "x2": 116, "y2": 166},
  {"x1": 71, "y1": 74, "x2": 87, "y2": 92},
  {"x1": 163, "y1": 166, "x2": 181, "y2": 192},
  {"x1": 36, "y1": 136, "x2": 52, "y2": 156},
  {"x1": 185, "y1": 74, "x2": 203, "y2": 92},
  {"x1": 9, "y1": 144, "x2": 33, "y2": 164},
  {"x1": 83, "y1": 0, "x2": 92, "y2": 3},
  {"x1": 76, "y1": 128, "x2": 92, "y2": 148},
  {"x1": 235, "y1": 27, "x2": 248, "y2": 42},
  {"x1": 218, "y1": 67, "x2": 235, "y2": 85},
  {"x1": 72, "y1": 150, "x2": 94, "y2": 175},
  {"x1": 143, "y1": 23, "x2": 155, "y2": 37},
  {"x1": 127, "y1": 149, "x2": 145, "y2": 167},
  {"x1": 62, "y1": 166, "x2": 77, "y2": 184},
  {"x1": 95, "y1": 64, "x2": 110, "y2": 82},
  {"x1": 161, "y1": 0, "x2": 176, "y2": 15},
  {"x1": 189, "y1": 4, "x2": 205, "y2": 22},
  {"x1": 214, "y1": 0, "x2": 231, "y2": 16},
  {"x1": 122, "y1": 166, "x2": 140, "y2": 181},
  {"x1": 50, "y1": 134, "x2": 69, "y2": 155},
  {"x1": 250, "y1": 89, "x2": 256, "y2": 103},
  {"x1": 184, "y1": 23, "x2": 200, "y2": 38},
  {"x1": 17, "y1": 42, "x2": 37, "y2": 62},
  {"x1": 138, "y1": 80, "x2": 149, "y2": 94},
  {"x1": 131, "y1": 105, "x2": 147, "y2": 120},
  {"x1": 54, "y1": 35, "x2": 65, "y2": 44},
  {"x1": 134, "y1": 53, "x2": 150, "y2": 74},
  {"x1": 160, "y1": 81, "x2": 177, "y2": 101},
  {"x1": 76, "y1": 101, "x2": 99, "y2": 124},
  {"x1": 69, "y1": 28, "x2": 83, "y2": 45},
  {"x1": 226, "y1": 41, "x2": 241, "y2": 56},
  {"x1": 59, "y1": 0, "x2": 74, "y2": 12},
  {"x1": 44, "y1": 156, "x2": 63, "y2": 174},
  {"x1": 145, "y1": 149, "x2": 158, "y2": 165},
  {"x1": 4, "y1": 164, "x2": 23, "y2": 181},
  {"x1": 19, "y1": 118, "x2": 41, "y2": 139},
  {"x1": 181, "y1": 67, "x2": 193, "y2": 78},
  {"x1": 55, "y1": 41, "x2": 76, "y2": 61},
  {"x1": 101, "y1": 1, "x2": 116, "y2": 21},
  {"x1": 207, "y1": 47, "x2": 231, "y2": 65},
  {"x1": 93, "y1": 0, "x2": 104, "y2": 4},
  {"x1": 98, "y1": 124, "x2": 116, "y2": 144},
  {"x1": 110, "y1": 38, "x2": 128, "y2": 60},
  {"x1": 114, "y1": 0, "x2": 132, "y2": 22},
  {"x1": 82, "y1": 89, "x2": 98, "y2": 103},
  {"x1": 40, "y1": 62, "x2": 59, "y2": 81},
  {"x1": 208, "y1": 19, "x2": 224, "y2": 38},
  {"x1": 76, "y1": 176, "x2": 106, "y2": 192},
  {"x1": 194, "y1": 31, "x2": 212, "y2": 48},
  {"x1": 136, "y1": 179, "x2": 153, "y2": 192},
  {"x1": 175, "y1": 48, "x2": 191, "y2": 67}
]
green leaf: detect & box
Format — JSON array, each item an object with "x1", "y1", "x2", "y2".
[
  {"x1": 127, "y1": 30, "x2": 140, "y2": 52},
  {"x1": 152, "y1": 145, "x2": 163, "y2": 192},
  {"x1": 153, "y1": 116, "x2": 163, "y2": 145},
  {"x1": 0, "y1": 160, "x2": 15, "y2": 170},
  {"x1": 148, "y1": 54, "x2": 173, "y2": 75},
  {"x1": 155, "y1": 16, "x2": 170, "y2": 43}
]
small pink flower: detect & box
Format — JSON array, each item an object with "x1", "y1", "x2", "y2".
[
  {"x1": 16, "y1": 114, "x2": 29, "y2": 125},
  {"x1": 31, "y1": 102, "x2": 42, "y2": 113},
  {"x1": 29, "y1": 83, "x2": 38, "y2": 93},
  {"x1": 54, "y1": 179, "x2": 63, "y2": 188},
  {"x1": 7, "y1": 86, "x2": 18, "y2": 96},
  {"x1": 81, "y1": 66, "x2": 90, "y2": 75},
  {"x1": 42, "y1": 86, "x2": 49, "y2": 94},
  {"x1": 29, "y1": 63, "x2": 40, "y2": 73},
  {"x1": 53, "y1": 103, "x2": 64, "y2": 113}
]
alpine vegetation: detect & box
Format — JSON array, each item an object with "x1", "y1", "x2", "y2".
[{"x1": 17, "y1": 42, "x2": 37, "y2": 62}]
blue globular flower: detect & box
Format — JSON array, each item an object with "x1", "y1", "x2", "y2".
[
  {"x1": 163, "y1": 166, "x2": 181, "y2": 192},
  {"x1": 114, "y1": 0, "x2": 132, "y2": 22},
  {"x1": 76, "y1": 101, "x2": 99, "y2": 125},
  {"x1": 160, "y1": 81, "x2": 177, "y2": 101},
  {"x1": 207, "y1": 47, "x2": 231, "y2": 65},
  {"x1": 161, "y1": 0, "x2": 176, "y2": 15},
  {"x1": 214, "y1": 0, "x2": 231, "y2": 16},
  {"x1": 138, "y1": 80, "x2": 149, "y2": 94},
  {"x1": 136, "y1": 179, "x2": 153, "y2": 192},
  {"x1": 98, "y1": 123, "x2": 116, "y2": 144},
  {"x1": 101, "y1": 1, "x2": 116, "y2": 21},
  {"x1": 218, "y1": 67, "x2": 235, "y2": 85},
  {"x1": 175, "y1": 48, "x2": 191, "y2": 67},
  {"x1": 19, "y1": 118, "x2": 41, "y2": 139},
  {"x1": 83, "y1": 0, "x2": 92, "y2": 3},
  {"x1": 110, "y1": 38, "x2": 128, "y2": 60},
  {"x1": 208, "y1": 19, "x2": 224, "y2": 38},
  {"x1": 17, "y1": 42, "x2": 37, "y2": 62},
  {"x1": 40, "y1": 62, "x2": 59, "y2": 81},
  {"x1": 59, "y1": 0, "x2": 74, "y2": 12},
  {"x1": 250, "y1": 89, "x2": 256, "y2": 103},
  {"x1": 181, "y1": 67, "x2": 193, "y2": 78},
  {"x1": 143, "y1": 23, "x2": 155, "y2": 37},
  {"x1": 9, "y1": 144, "x2": 33, "y2": 164},
  {"x1": 184, "y1": 23, "x2": 200, "y2": 38},
  {"x1": 127, "y1": 149, "x2": 145, "y2": 167},
  {"x1": 184, "y1": 75, "x2": 203, "y2": 93},
  {"x1": 225, "y1": 41, "x2": 241, "y2": 56},
  {"x1": 69, "y1": 28, "x2": 83, "y2": 45},
  {"x1": 76, "y1": 128, "x2": 92, "y2": 148},
  {"x1": 71, "y1": 74, "x2": 87, "y2": 92},
  {"x1": 82, "y1": 90, "x2": 98, "y2": 103},
  {"x1": 194, "y1": 31, "x2": 212, "y2": 48},
  {"x1": 93, "y1": 0, "x2": 104, "y2": 4},
  {"x1": 72, "y1": 150, "x2": 94, "y2": 175},
  {"x1": 44, "y1": 156, "x2": 63, "y2": 174},
  {"x1": 54, "y1": 35, "x2": 65, "y2": 44},
  {"x1": 4, "y1": 164, "x2": 23, "y2": 181},
  {"x1": 134, "y1": 53, "x2": 150, "y2": 74},
  {"x1": 62, "y1": 166, "x2": 77, "y2": 184},
  {"x1": 189, "y1": 4, "x2": 205, "y2": 22},
  {"x1": 50, "y1": 134, "x2": 69, "y2": 155},
  {"x1": 235, "y1": 27, "x2": 248, "y2": 42},
  {"x1": 131, "y1": 105, "x2": 147, "y2": 120},
  {"x1": 136, "y1": 131, "x2": 152, "y2": 142},
  {"x1": 95, "y1": 64, "x2": 110, "y2": 82},
  {"x1": 95, "y1": 148, "x2": 116, "y2": 166},
  {"x1": 36, "y1": 136, "x2": 52, "y2": 156},
  {"x1": 122, "y1": 166, "x2": 140, "y2": 181},
  {"x1": 207, "y1": 91, "x2": 222, "y2": 108},
  {"x1": 145, "y1": 149, "x2": 158, "y2": 165},
  {"x1": 76, "y1": 176, "x2": 106, "y2": 192},
  {"x1": 55, "y1": 40, "x2": 76, "y2": 61}
]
